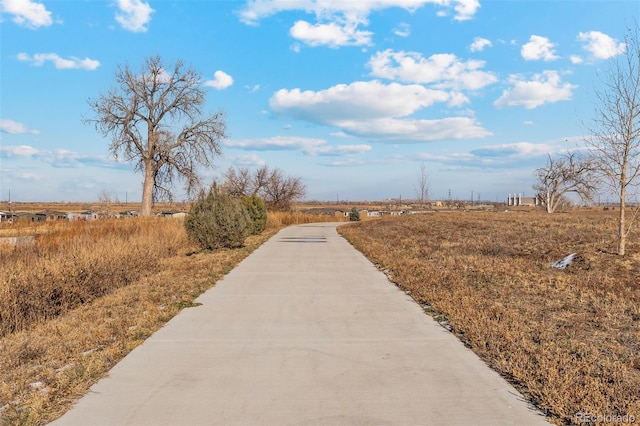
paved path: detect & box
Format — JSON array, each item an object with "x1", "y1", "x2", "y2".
[{"x1": 52, "y1": 223, "x2": 548, "y2": 425}]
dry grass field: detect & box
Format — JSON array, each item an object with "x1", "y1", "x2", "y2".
[
  {"x1": 0, "y1": 210, "x2": 339, "y2": 425},
  {"x1": 2, "y1": 205, "x2": 637, "y2": 425},
  {"x1": 338, "y1": 209, "x2": 639, "y2": 425}
]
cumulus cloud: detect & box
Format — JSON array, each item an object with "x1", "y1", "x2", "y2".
[
  {"x1": 1, "y1": 0, "x2": 52, "y2": 28},
  {"x1": 17, "y1": 52, "x2": 100, "y2": 70},
  {"x1": 115, "y1": 0, "x2": 153, "y2": 32},
  {"x1": 270, "y1": 80, "x2": 452, "y2": 122},
  {"x1": 269, "y1": 80, "x2": 491, "y2": 141},
  {"x1": 226, "y1": 135, "x2": 371, "y2": 156},
  {"x1": 204, "y1": 70, "x2": 234, "y2": 90},
  {"x1": 470, "y1": 37, "x2": 492, "y2": 52},
  {"x1": 494, "y1": 70, "x2": 577, "y2": 109},
  {"x1": 0, "y1": 119, "x2": 39, "y2": 134},
  {"x1": 578, "y1": 31, "x2": 625, "y2": 60},
  {"x1": 290, "y1": 19, "x2": 373, "y2": 47},
  {"x1": 521, "y1": 35, "x2": 559, "y2": 61},
  {"x1": 368, "y1": 49, "x2": 497, "y2": 91},
  {"x1": 238, "y1": 1, "x2": 479, "y2": 48}
]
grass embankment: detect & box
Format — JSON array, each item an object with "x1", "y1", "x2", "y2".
[
  {"x1": 339, "y1": 210, "x2": 639, "y2": 425},
  {"x1": 0, "y1": 211, "x2": 338, "y2": 425}
]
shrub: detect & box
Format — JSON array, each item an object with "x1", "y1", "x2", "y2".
[
  {"x1": 241, "y1": 194, "x2": 268, "y2": 235},
  {"x1": 184, "y1": 184, "x2": 251, "y2": 250},
  {"x1": 349, "y1": 207, "x2": 361, "y2": 221}
]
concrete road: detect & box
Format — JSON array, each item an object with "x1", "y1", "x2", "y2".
[{"x1": 51, "y1": 223, "x2": 549, "y2": 426}]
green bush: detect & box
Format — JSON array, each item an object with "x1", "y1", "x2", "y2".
[
  {"x1": 349, "y1": 207, "x2": 361, "y2": 221},
  {"x1": 241, "y1": 194, "x2": 267, "y2": 235},
  {"x1": 185, "y1": 184, "x2": 251, "y2": 250}
]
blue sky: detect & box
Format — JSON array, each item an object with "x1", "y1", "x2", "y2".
[{"x1": 1, "y1": 0, "x2": 638, "y2": 203}]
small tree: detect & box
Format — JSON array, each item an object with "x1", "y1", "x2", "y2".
[
  {"x1": 184, "y1": 184, "x2": 251, "y2": 250},
  {"x1": 349, "y1": 207, "x2": 361, "y2": 221},
  {"x1": 533, "y1": 152, "x2": 596, "y2": 213},
  {"x1": 222, "y1": 165, "x2": 306, "y2": 211},
  {"x1": 415, "y1": 162, "x2": 429, "y2": 204},
  {"x1": 241, "y1": 194, "x2": 267, "y2": 235},
  {"x1": 585, "y1": 24, "x2": 640, "y2": 255},
  {"x1": 86, "y1": 56, "x2": 226, "y2": 217}
]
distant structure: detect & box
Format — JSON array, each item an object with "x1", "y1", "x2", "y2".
[{"x1": 507, "y1": 193, "x2": 540, "y2": 207}]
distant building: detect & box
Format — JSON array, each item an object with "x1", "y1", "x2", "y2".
[{"x1": 507, "y1": 193, "x2": 540, "y2": 207}]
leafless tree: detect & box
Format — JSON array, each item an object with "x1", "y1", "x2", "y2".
[
  {"x1": 585, "y1": 24, "x2": 640, "y2": 255},
  {"x1": 221, "y1": 165, "x2": 306, "y2": 211},
  {"x1": 221, "y1": 166, "x2": 253, "y2": 198},
  {"x1": 414, "y1": 162, "x2": 429, "y2": 204},
  {"x1": 97, "y1": 190, "x2": 114, "y2": 218},
  {"x1": 262, "y1": 168, "x2": 306, "y2": 211},
  {"x1": 85, "y1": 56, "x2": 226, "y2": 217},
  {"x1": 533, "y1": 152, "x2": 596, "y2": 213}
]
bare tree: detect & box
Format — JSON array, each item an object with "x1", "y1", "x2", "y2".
[
  {"x1": 585, "y1": 24, "x2": 640, "y2": 255},
  {"x1": 414, "y1": 162, "x2": 429, "y2": 204},
  {"x1": 97, "y1": 190, "x2": 114, "y2": 218},
  {"x1": 221, "y1": 166, "x2": 253, "y2": 198},
  {"x1": 221, "y1": 165, "x2": 306, "y2": 211},
  {"x1": 533, "y1": 152, "x2": 596, "y2": 213},
  {"x1": 262, "y1": 168, "x2": 306, "y2": 211},
  {"x1": 85, "y1": 56, "x2": 226, "y2": 217}
]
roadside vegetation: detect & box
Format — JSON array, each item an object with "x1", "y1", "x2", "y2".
[
  {"x1": 0, "y1": 210, "x2": 340, "y2": 425},
  {"x1": 339, "y1": 210, "x2": 639, "y2": 425}
]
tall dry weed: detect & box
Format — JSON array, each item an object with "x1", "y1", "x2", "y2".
[
  {"x1": 0, "y1": 218, "x2": 187, "y2": 337},
  {"x1": 267, "y1": 210, "x2": 345, "y2": 228},
  {"x1": 339, "y1": 210, "x2": 639, "y2": 425}
]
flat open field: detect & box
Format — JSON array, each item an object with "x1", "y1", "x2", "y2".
[
  {"x1": 338, "y1": 209, "x2": 639, "y2": 425},
  {"x1": 1, "y1": 207, "x2": 637, "y2": 425},
  {"x1": 0, "y1": 211, "x2": 337, "y2": 425}
]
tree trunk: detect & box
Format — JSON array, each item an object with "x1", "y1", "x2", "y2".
[
  {"x1": 140, "y1": 159, "x2": 154, "y2": 217},
  {"x1": 618, "y1": 184, "x2": 626, "y2": 256}
]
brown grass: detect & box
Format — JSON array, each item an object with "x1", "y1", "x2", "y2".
[
  {"x1": 338, "y1": 210, "x2": 639, "y2": 425},
  {"x1": 0, "y1": 215, "x2": 278, "y2": 425}
]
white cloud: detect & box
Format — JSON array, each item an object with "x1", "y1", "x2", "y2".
[
  {"x1": 269, "y1": 80, "x2": 491, "y2": 141},
  {"x1": 238, "y1": 1, "x2": 479, "y2": 48},
  {"x1": 0, "y1": 144, "x2": 121, "y2": 168},
  {"x1": 570, "y1": 55, "x2": 583, "y2": 64},
  {"x1": 368, "y1": 49, "x2": 497, "y2": 91},
  {"x1": 1, "y1": 0, "x2": 52, "y2": 28},
  {"x1": 393, "y1": 22, "x2": 411, "y2": 37},
  {"x1": 204, "y1": 70, "x2": 234, "y2": 90},
  {"x1": 115, "y1": 0, "x2": 153, "y2": 32},
  {"x1": 290, "y1": 19, "x2": 373, "y2": 47},
  {"x1": 521, "y1": 35, "x2": 559, "y2": 61},
  {"x1": 578, "y1": 31, "x2": 625, "y2": 60},
  {"x1": 231, "y1": 153, "x2": 266, "y2": 167},
  {"x1": 412, "y1": 141, "x2": 556, "y2": 170},
  {"x1": 0, "y1": 144, "x2": 40, "y2": 156},
  {"x1": 238, "y1": 0, "x2": 479, "y2": 24},
  {"x1": 225, "y1": 135, "x2": 371, "y2": 156},
  {"x1": 0, "y1": 119, "x2": 39, "y2": 134},
  {"x1": 334, "y1": 116, "x2": 491, "y2": 141},
  {"x1": 17, "y1": 52, "x2": 100, "y2": 70},
  {"x1": 451, "y1": 0, "x2": 480, "y2": 21},
  {"x1": 470, "y1": 142, "x2": 554, "y2": 158},
  {"x1": 470, "y1": 37, "x2": 492, "y2": 52},
  {"x1": 494, "y1": 70, "x2": 577, "y2": 109},
  {"x1": 270, "y1": 80, "x2": 451, "y2": 122}
]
